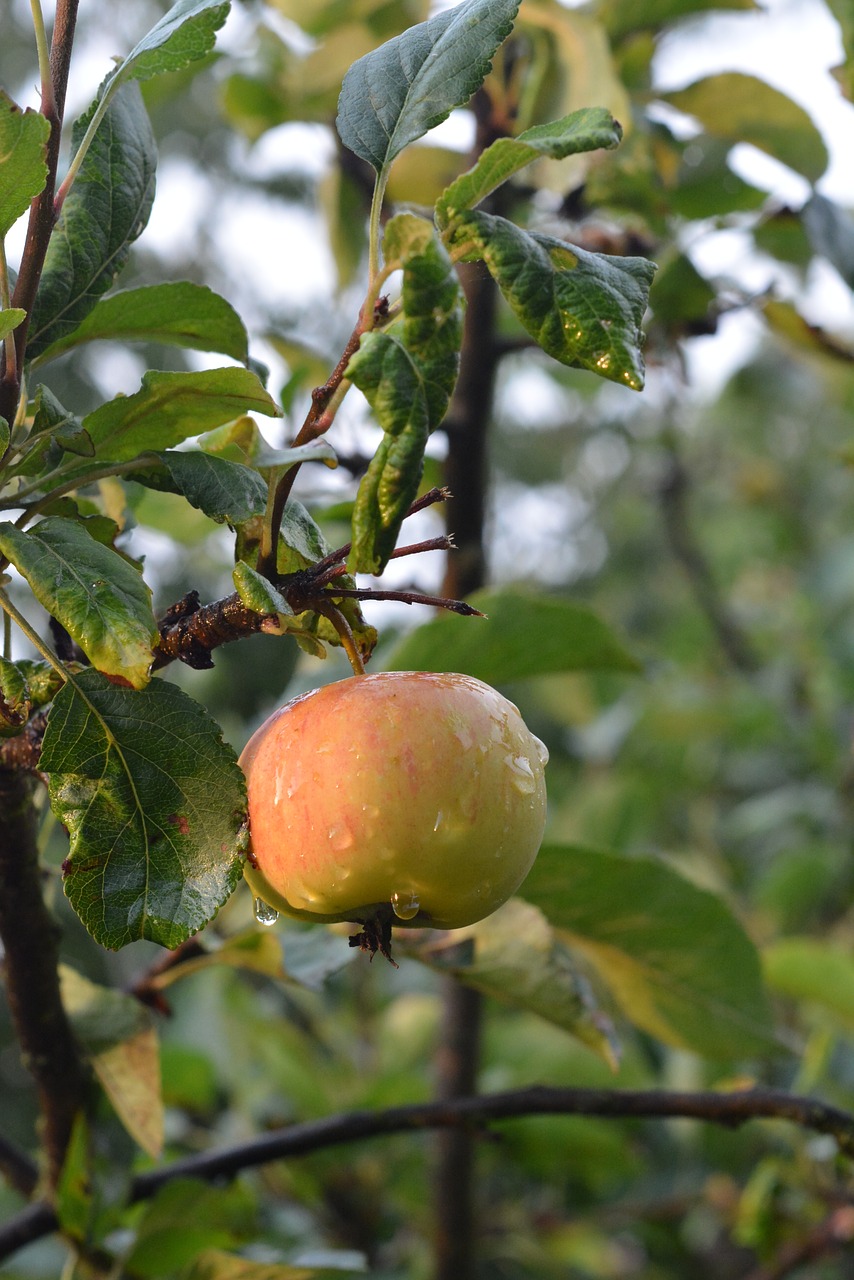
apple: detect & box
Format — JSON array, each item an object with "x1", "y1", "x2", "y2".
[{"x1": 240, "y1": 671, "x2": 548, "y2": 950}]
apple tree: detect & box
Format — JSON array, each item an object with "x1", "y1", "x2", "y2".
[{"x1": 1, "y1": 0, "x2": 854, "y2": 1276}]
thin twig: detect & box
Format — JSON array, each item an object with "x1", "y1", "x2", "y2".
[
  {"x1": 330, "y1": 587, "x2": 484, "y2": 615},
  {"x1": 2, "y1": 1085, "x2": 854, "y2": 1263},
  {"x1": 310, "y1": 487, "x2": 452, "y2": 579}
]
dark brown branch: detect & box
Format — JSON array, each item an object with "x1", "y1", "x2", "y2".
[
  {"x1": 0, "y1": 1135, "x2": 39, "y2": 1201},
  {"x1": 3, "y1": 1085, "x2": 854, "y2": 1263},
  {"x1": 329, "y1": 587, "x2": 484, "y2": 615},
  {"x1": 434, "y1": 84, "x2": 507, "y2": 1280},
  {"x1": 150, "y1": 591, "x2": 280, "y2": 670},
  {"x1": 1, "y1": 1, "x2": 80, "y2": 426},
  {"x1": 659, "y1": 449, "x2": 761, "y2": 675},
  {"x1": 258, "y1": 299, "x2": 388, "y2": 578},
  {"x1": 0, "y1": 767, "x2": 88, "y2": 1188}
]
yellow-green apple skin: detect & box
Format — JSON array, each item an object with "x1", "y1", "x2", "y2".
[{"x1": 240, "y1": 671, "x2": 548, "y2": 930}]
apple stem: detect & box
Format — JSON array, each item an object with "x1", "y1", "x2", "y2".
[{"x1": 313, "y1": 600, "x2": 367, "y2": 676}]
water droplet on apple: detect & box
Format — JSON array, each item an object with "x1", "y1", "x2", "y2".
[
  {"x1": 508, "y1": 755, "x2": 537, "y2": 794},
  {"x1": 254, "y1": 898, "x2": 279, "y2": 927},
  {"x1": 533, "y1": 735, "x2": 549, "y2": 767},
  {"x1": 391, "y1": 889, "x2": 420, "y2": 920},
  {"x1": 433, "y1": 811, "x2": 444, "y2": 832},
  {"x1": 329, "y1": 825, "x2": 354, "y2": 851}
]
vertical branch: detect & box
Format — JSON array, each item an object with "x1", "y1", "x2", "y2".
[
  {"x1": 658, "y1": 447, "x2": 760, "y2": 675},
  {"x1": 1, "y1": 0, "x2": 80, "y2": 426},
  {"x1": 0, "y1": 767, "x2": 88, "y2": 1188},
  {"x1": 432, "y1": 86, "x2": 505, "y2": 1280}
]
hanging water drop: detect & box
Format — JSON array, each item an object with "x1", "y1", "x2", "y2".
[
  {"x1": 254, "y1": 897, "x2": 279, "y2": 927},
  {"x1": 391, "y1": 889, "x2": 420, "y2": 920},
  {"x1": 508, "y1": 755, "x2": 537, "y2": 795}
]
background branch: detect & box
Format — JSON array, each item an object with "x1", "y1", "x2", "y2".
[
  {"x1": 658, "y1": 446, "x2": 761, "y2": 674},
  {"x1": 2, "y1": 1084, "x2": 853, "y2": 1263}
]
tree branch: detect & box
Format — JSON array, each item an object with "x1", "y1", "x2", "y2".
[
  {"x1": 0, "y1": 1135, "x2": 39, "y2": 1201},
  {"x1": 658, "y1": 448, "x2": 761, "y2": 675},
  {"x1": 2, "y1": 1085, "x2": 853, "y2": 1263},
  {"x1": 1, "y1": 0, "x2": 80, "y2": 426},
  {"x1": 0, "y1": 767, "x2": 88, "y2": 1189}
]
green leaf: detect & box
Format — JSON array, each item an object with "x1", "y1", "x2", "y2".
[
  {"x1": 763, "y1": 938, "x2": 854, "y2": 1029},
  {"x1": 54, "y1": 1115, "x2": 93, "y2": 1243},
  {"x1": 60, "y1": 965, "x2": 163, "y2": 1157},
  {"x1": 126, "y1": 1181, "x2": 255, "y2": 1278},
  {"x1": 0, "y1": 308, "x2": 26, "y2": 340},
  {"x1": 0, "y1": 91, "x2": 50, "y2": 238},
  {"x1": 134, "y1": 450, "x2": 268, "y2": 526},
  {"x1": 436, "y1": 108, "x2": 622, "y2": 231},
  {"x1": 412, "y1": 899, "x2": 621, "y2": 1067},
  {"x1": 32, "y1": 283, "x2": 249, "y2": 367},
  {"x1": 13, "y1": 658, "x2": 65, "y2": 709},
  {"x1": 336, "y1": 0, "x2": 519, "y2": 178},
  {"x1": 382, "y1": 213, "x2": 462, "y2": 423},
  {"x1": 232, "y1": 560, "x2": 291, "y2": 616},
  {"x1": 384, "y1": 587, "x2": 639, "y2": 680},
  {"x1": 448, "y1": 210, "x2": 654, "y2": 390},
  {"x1": 662, "y1": 73, "x2": 829, "y2": 184},
  {"x1": 0, "y1": 518, "x2": 157, "y2": 689},
  {"x1": 106, "y1": 0, "x2": 230, "y2": 86},
  {"x1": 520, "y1": 845, "x2": 775, "y2": 1058},
  {"x1": 349, "y1": 216, "x2": 461, "y2": 573},
  {"x1": 347, "y1": 334, "x2": 429, "y2": 574},
  {"x1": 0, "y1": 654, "x2": 31, "y2": 736},
  {"x1": 83, "y1": 367, "x2": 281, "y2": 462},
  {"x1": 41, "y1": 670, "x2": 247, "y2": 950},
  {"x1": 27, "y1": 83, "x2": 157, "y2": 360}
]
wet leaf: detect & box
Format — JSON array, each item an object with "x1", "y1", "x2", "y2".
[
  {"x1": 349, "y1": 216, "x2": 461, "y2": 573},
  {"x1": 448, "y1": 210, "x2": 654, "y2": 389},
  {"x1": 41, "y1": 670, "x2": 247, "y2": 950},
  {"x1": 0, "y1": 517, "x2": 157, "y2": 689}
]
